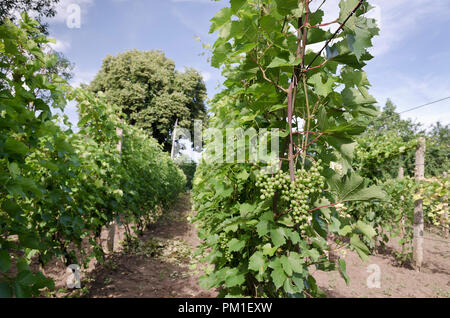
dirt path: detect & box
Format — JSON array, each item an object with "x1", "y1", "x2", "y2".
[{"x1": 85, "y1": 193, "x2": 217, "y2": 298}]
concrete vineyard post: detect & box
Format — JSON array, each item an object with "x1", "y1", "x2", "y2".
[
  {"x1": 398, "y1": 167, "x2": 404, "y2": 180},
  {"x1": 171, "y1": 118, "x2": 178, "y2": 160},
  {"x1": 443, "y1": 172, "x2": 448, "y2": 238},
  {"x1": 107, "y1": 126, "x2": 123, "y2": 253},
  {"x1": 398, "y1": 167, "x2": 405, "y2": 241},
  {"x1": 413, "y1": 137, "x2": 425, "y2": 270}
]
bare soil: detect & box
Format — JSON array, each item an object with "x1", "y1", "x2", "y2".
[
  {"x1": 43, "y1": 193, "x2": 448, "y2": 298},
  {"x1": 83, "y1": 193, "x2": 217, "y2": 298},
  {"x1": 313, "y1": 231, "x2": 450, "y2": 298}
]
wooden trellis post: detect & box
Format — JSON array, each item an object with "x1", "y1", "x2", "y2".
[
  {"x1": 398, "y1": 167, "x2": 405, "y2": 239},
  {"x1": 413, "y1": 137, "x2": 425, "y2": 271},
  {"x1": 171, "y1": 118, "x2": 178, "y2": 159},
  {"x1": 398, "y1": 167, "x2": 404, "y2": 180},
  {"x1": 106, "y1": 126, "x2": 123, "y2": 253},
  {"x1": 443, "y1": 172, "x2": 448, "y2": 238}
]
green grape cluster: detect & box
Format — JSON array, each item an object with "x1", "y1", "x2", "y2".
[
  {"x1": 256, "y1": 160, "x2": 325, "y2": 228},
  {"x1": 219, "y1": 232, "x2": 233, "y2": 262}
]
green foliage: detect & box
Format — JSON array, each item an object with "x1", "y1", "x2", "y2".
[
  {"x1": 192, "y1": 0, "x2": 382, "y2": 298},
  {"x1": 0, "y1": 0, "x2": 60, "y2": 34},
  {"x1": 348, "y1": 178, "x2": 416, "y2": 263},
  {"x1": 356, "y1": 99, "x2": 449, "y2": 179},
  {"x1": 351, "y1": 100, "x2": 449, "y2": 263},
  {"x1": 178, "y1": 160, "x2": 197, "y2": 190},
  {"x1": 416, "y1": 175, "x2": 449, "y2": 229},
  {"x1": 426, "y1": 122, "x2": 450, "y2": 177},
  {"x1": 348, "y1": 175, "x2": 449, "y2": 264},
  {"x1": 0, "y1": 16, "x2": 185, "y2": 297},
  {"x1": 89, "y1": 50, "x2": 208, "y2": 152},
  {"x1": 369, "y1": 99, "x2": 421, "y2": 139},
  {"x1": 46, "y1": 51, "x2": 74, "y2": 82},
  {"x1": 355, "y1": 132, "x2": 417, "y2": 181}
]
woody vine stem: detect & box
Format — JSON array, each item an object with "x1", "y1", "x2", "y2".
[{"x1": 278, "y1": 0, "x2": 364, "y2": 216}]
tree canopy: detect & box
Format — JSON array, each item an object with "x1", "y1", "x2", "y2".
[
  {"x1": 89, "y1": 49, "x2": 208, "y2": 151},
  {"x1": 0, "y1": 0, "x2": 60, "y2": 33},
  {"x1": 0, "y1": 0, "x2": 74, "y2": 83},
  {"x1": 367, "y1": 99, "x2": 422, "y2": 140},
  {"x1": 426, "y1": 121, "x2": 450, "y2": 176}
]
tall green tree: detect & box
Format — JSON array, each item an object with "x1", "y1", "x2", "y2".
[
  {"x1": 368, "y1": 99, "x2": 422, "y2": 139},
  {"x1": 355, "y1": 100, "x2": 421, "y2": 180},
  {"x1": 89, "y1": 49, "x2": 208, "y2": 151},
  {"x1": 426, "y1": 121, "x2": 450, "y2": 176}
]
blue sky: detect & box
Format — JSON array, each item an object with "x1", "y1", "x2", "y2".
[{"x1": 45, "y1": 0, "x2": 450, "y2": 129}]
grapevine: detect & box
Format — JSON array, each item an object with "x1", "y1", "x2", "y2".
[
  {"x1": 192, "y1": 0, "x2": 384, "y2": 298},
  {"x1": 256, "y1": 160, "x2": 325, "y2": 230},
  {"x1": 0, "y1": 15, "x2": 186, "y2": 297}
]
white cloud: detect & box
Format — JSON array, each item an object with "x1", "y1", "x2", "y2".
[
  {"x1": 200, "y1": 71, "x2": 212, "y2": 82},
  {"x1": 304, "y1": 0, "x2": 450, "y2": 128},
  {"x1": 370, "y1": 0, "x2": 448, "y2": 56},
  {"x1": 70, "y1": 67, "x2": 97, "y2": 88},
  {"x1": 371, "y1": 73, "x2": 450, "y2": 126},
  {"x1": 48, "y1": 39, "x2": 71, "y2": 53},
  {"x1": 308, "y1": 0, "x2": 449, "y2": 57}
]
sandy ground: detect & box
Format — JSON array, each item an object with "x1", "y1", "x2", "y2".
[
  {"x1": 313, "y1": 232, "x2": 450, "y2": 298},
  {"x1": 84, "y1": 193, "x2": 217, "y2": 298}
]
